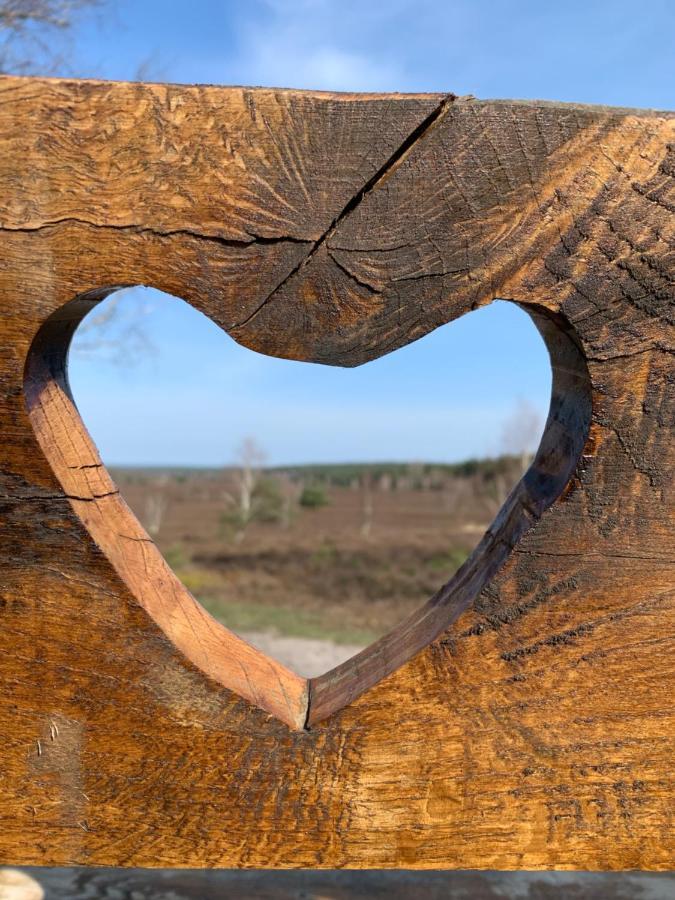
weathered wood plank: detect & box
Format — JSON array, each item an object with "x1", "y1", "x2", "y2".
[{"x1": 0, "y1": 76, "x2": 673, "y2": 869}]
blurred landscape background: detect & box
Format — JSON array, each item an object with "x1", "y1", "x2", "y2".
[
  {"x1": 63, "y1": 256, "x2": 553, "y2": 673},
  {"x1": 70, "y1": 290, "x2": 549, "y2": 674},
  {"x1": 111, "y1": 450, "x2": 534, "y2": 674}
]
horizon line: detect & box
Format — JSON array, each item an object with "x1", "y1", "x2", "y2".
[{"x1": 107, "y1": 452, "x2": 525, "y2": 470}]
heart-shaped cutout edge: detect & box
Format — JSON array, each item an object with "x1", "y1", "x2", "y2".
[{"x1": 24, "y1": 289, "x2": 591, "y2": 730}]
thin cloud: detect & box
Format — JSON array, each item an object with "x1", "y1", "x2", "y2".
[{"x1": 229, "y1": 2, "x2": 409, "y2": 91}]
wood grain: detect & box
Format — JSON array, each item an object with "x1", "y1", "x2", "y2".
[{"x1": 0, "y1": 76, "x2": 673, "y2": 869}]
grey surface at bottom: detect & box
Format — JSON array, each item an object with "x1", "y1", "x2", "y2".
[{"x1": 23, "y1": 869, "x2": 675, "y2": 899}]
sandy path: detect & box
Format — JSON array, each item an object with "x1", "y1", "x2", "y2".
[{"x1": 242, "y1": 631, "x2": 364, "y2": 678}]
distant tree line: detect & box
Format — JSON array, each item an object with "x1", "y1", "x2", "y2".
[{"x1": 267, "y1": 456, "x2": 529, "y2": 491}]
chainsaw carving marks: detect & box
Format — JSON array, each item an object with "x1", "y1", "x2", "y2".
[{"x1": 0, "y1": 77, "x2": 673, "y2": 869}]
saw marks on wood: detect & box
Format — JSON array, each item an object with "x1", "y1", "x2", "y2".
[{"x1": 0, "y1": 76, "x2": 673, "y2": 869}]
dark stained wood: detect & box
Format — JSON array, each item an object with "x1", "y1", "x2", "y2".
[
  {"x1": 18, "y1": 868, "x2": 675, "y2": 899},
  {"x1": 0, "y1": 76, "x2": 673, "y2": 869}
]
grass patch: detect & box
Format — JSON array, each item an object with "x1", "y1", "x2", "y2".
[
  {"x1": 426, "y1": 548, "x2": 469, "y2": 572},
  {"x1": 174, "y1": 566, "x2": 223, "y2": 594},
  {"x1": 198, "y1": 596, "x2": 376, "y2": 646}
]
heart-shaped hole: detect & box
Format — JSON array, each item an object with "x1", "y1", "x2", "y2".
[
  {"x1": 69, "y1": 291, "x2": 550, "y2": 673},
  {"x1": 24, "y1": 289, "x2": 591, "y2": 729}
]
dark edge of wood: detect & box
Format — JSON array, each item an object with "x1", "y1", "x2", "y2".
[{"x1": 306, "y1": 303, "x2": 592, "y2": 726}]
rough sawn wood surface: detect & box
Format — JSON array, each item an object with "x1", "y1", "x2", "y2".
[{"x1": 0, "y1": 76, "x2": 673, "y2": 869}]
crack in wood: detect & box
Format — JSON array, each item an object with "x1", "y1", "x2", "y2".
[
  {"x1": 0, "y1": 217, "x2": 312, "y2": 249},
  {"x1": 0, "y1": 77, "x2": 672, "y2": 869},
  {"x1": 232, "y1": 93, "x2": 457, "y2": 329}
]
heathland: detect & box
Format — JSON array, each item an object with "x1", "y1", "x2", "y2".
[{"x1": 112, "y1": 456, "x2": 526, "y2": 674}]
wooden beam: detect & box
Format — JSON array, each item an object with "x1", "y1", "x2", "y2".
[{"x1": 0, "y1": 76, "x2": 673, "y2": 869}]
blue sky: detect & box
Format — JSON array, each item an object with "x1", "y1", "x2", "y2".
[
  {"x1": 72, "y1": 295, "x2": 550, "y2": 466},
  {"x1": 48, "y1": 0, "x2": 674, "y2": 466}
]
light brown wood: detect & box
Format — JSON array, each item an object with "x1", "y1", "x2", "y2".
[
  {"x1": 0, "y1": 76, "x2": 673, "y2": 869},
  {"x1": 25, "y1": 302, "x2": 309, "y2": 730}
]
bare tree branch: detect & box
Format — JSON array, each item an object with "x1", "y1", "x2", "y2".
[
  {"x1": 70, "y1": 290, "x2": 155, "y2": 366},
  {"x1": 0, "y1": 4, "x2": 162, "y2": 362},
  {"x1": 501, "y1": 398, "x2": 544, "y2": 474},
  {"x1": 144, "y1": 475, "x2": 169, "y2": 537},
  {"x1": 0, "y1": 1, "x2": 101, "y2": 74},
  {"x1": 222, "y1": 438, "x2": 267, "y2": 544}
]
